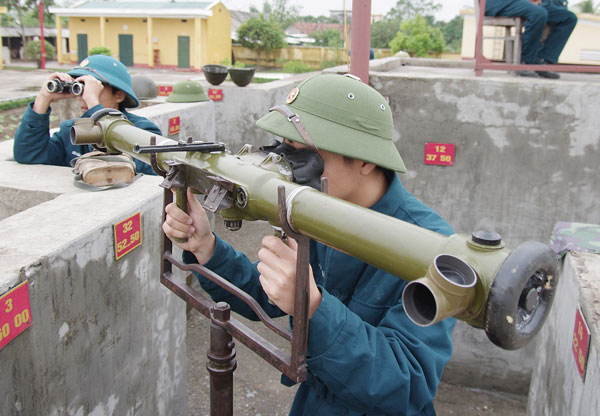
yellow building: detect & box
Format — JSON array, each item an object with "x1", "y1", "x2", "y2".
[
  {"x1": 461, "y1": 8, "x2": 600, "y2": 65},
  {"x1": 49, "y1": 0, "x2": 231, "y2": 70}
]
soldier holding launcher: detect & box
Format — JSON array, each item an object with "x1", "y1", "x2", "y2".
[{"x1": 163, "y1": 74, "x2": 455, "y2": 415}]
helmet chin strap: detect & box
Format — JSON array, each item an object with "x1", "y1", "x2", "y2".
[{"x1": 268, "y1": 105, "x2": 318, "y2": 150}]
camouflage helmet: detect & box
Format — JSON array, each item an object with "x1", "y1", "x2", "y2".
[
  {"x1": 166, "y1": 80, "x2": 209, "y2": 103},
  {"x1": 68, "y1": 54, "x2": 139, "y2": 108},
  {"x1": 256, "y1": 73, "x2": 406, "y2": 172}
]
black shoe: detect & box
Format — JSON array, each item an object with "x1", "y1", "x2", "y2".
[
  {"x1": 536, "y1": 69, "x2": 560, "y2": 79},
  {"x1": 535, "y1": 58, "x2": 560, "y2": 79},
  {"x1": 516, "y1": 70, "x2": 540, "y2": 78}
]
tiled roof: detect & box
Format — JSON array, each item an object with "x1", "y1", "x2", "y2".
[
  {"x1": 76, "y1": 1, "x2": 212, "y2": 10},
  {"x1": 49, "y1": 1, "x2": 216, "y2": 17}
]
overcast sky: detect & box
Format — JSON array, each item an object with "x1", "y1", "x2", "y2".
[{"x1": 221, "y1": 0, "x2": 473, "y2": 22}]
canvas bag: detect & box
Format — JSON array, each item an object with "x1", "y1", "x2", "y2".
[{"x1": 72, "y1": 151, "x2": 137, "y2": 190}]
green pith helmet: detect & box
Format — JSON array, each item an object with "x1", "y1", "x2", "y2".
[
  {"x1": 68, "y1": 55, "x2": 139, "y2": 108},
  {"x1": 166, "y1": 80, "x2": 209, "y2": 103},
  {"x1": 256, "y1": 73, "x2": 406, "y2": 173}
]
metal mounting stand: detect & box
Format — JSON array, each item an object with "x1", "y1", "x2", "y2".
[{"x1": 159, "y1": 185, "x2": 311, "y2": 415}]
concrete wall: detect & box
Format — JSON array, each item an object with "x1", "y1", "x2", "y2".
[
  {"x1": 0, "y1": 141, "x2": 187, "y2": 415},
  {"x1": 0, "y1": 98, "x2": 216, "y2": 415},
  {"x1": 527, "y1": 251, "x2": 599, "y2": 416}
]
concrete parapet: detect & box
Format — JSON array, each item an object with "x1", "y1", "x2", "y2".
[
  {"x1": 0, "y1": 140, "x2": 187, "y2": 415},
  {"x1": 527, "y1": 251, "x2": 600, "y2": 416}
]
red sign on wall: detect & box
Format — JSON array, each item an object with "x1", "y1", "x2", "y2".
[
  {"x1": 572, "y1": 307, "x2": 591, "y2": 381},
  {"x1": 168, "y1": 116, "x2": 181, "y2": 135},
  {"x1": 114, "y1": 212, "x2": 143, "y2": 260},
  {"x1": 424, "y1": 142, "x2": 455, "y2": 166},
  {"x1": 0, "y1": 281, "x2": 33, "y2": 351},
  {"x1": 158, "y1": 85, "x2": 173, "y2": 96},
  {"x1": 208, "y1": 88, "x2": 223, "y2": 101}
]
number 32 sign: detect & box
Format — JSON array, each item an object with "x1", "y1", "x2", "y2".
[
  {"x1": 424, "y1": 142, "x2": 455, "y2": 166},
  {"x1": 114, "y1": 212, "x2": 143, "y2": 260}
]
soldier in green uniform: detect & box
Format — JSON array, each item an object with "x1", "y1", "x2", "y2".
[{"x1": 164, "y1": 73, "x2": 456, "y2": 415}]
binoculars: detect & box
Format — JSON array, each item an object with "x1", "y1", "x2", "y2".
[{"x1": 46, "y1": 79, "x2": 84, "y2": 96}]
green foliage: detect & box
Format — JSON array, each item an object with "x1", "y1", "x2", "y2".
[
  {"x1": 232, "y1": 61, "x2": 246, "y2": 68},
  {"x1": 88, "y1": 46, "x2": 112, "y2": 56},
  {"x1": 438, "y1": 15, "x2": 463, "y2": 53},
  {"x1": 372, "y1": 0, "x2": 443, "y2": 49},
  {"x1": 319, "y1": 59, "x2": 344, "y2": 69},
  {"x1": 268, "y1": 0, "x2": 301, "y2": 29},
  {"x1": 237, "y1": 16, "x2": 286, "y2": 51},
  {"x1": 311, "y1": 28, "x2": 343, "y2": 47},
  {"x1": 23, "y1": 39, "x2": 56, "y2": 64},
  {"x1": 282, "y1": 60, "x2": 314, "y2": 73},
  {"x1": 389, "y1": 15, "x2": 445, "y2": 57},
  {"x1": 0, "y1": 97, "x2": 35, "y2": 111},
  {"x1": 1, "y1": 0, "x2": 58, "y2": 27},
  {"x1": 252, "y1": 77, "x2": 276, "y2": 84},
  {"x1": 388, "y1": 0, "x2": 442, "y2": 21},
  {"x1": 371, "y1": 18, "x2": 402, "y2": 49},
  {"x1": 573, "y1": 0, "x2": 600, "y2": 13},
  {"x1": 299, "y1": 15, "x2": 338, "y2": 23}
]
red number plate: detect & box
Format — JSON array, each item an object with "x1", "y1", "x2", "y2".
[
  {"x1": 424, "y1": 142, "x2": 455, "y2": 166},
  {"x1": 169, "y1": 116, "x2": 181, "y2": 135},
  {"x1": 0, "y1": 281, "x2": 33, "y2": 351},
  {"x1": 208, "y1": 88, "x2": 223, "y2": 101},
  {"x1": 114, "y1": 212, "x2": 143, "y2": 260},
  {"x1": 572, "y1": 307, "x2": 591, "y2": 380},
  {"x1": 158, "y1": 85, "x2": 173, "y2": 96}
]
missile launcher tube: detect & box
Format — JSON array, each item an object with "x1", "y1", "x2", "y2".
[{"x1": 70, "y1": 111, "x2": 559, "y2": 350}]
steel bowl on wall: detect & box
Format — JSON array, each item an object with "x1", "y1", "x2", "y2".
[
  {"x1": 228, "y1": 67, "x2": 255, "y2": 87},
  {"x1": 202, "y1": 64, "x2": 228, "y2": 86}
]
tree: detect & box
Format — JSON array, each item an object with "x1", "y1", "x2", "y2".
[
  {"x1": 389, "y1": 15, "x2": 445, "y2": 57},
  {"x1": 387, "y1": 0, "x2": 442, "y2": 22},
  {"x1": 371, "y1": 18, "x2": 402, "y2": 49},
  {"x1": 572, "y1": 0, "x2": 599, "y2": 13},
  {"x1": 270, "y1": 0, "x2": 301, "y2": 29},
  {"x1": 1, "y1": 0, "x2": 57, "y2": 47},
  {"x1": 237, "y1": 16, "x2": 286, "y2": 52},
  {"x1": 250, "y1": 0, "x2": 300, "y2": 29},
  {"x1": 370, "y1": 0, "x2": 443, "y2": 49},
  {"x1": 311, "y1": 28, "x2": 343, "y2": 47},
  {"x1": 437, "y1": 15, "x2": 463, "y2": 53},
  {"x1": 23, "y1": 39, "x2": 55, "y2": 67}
]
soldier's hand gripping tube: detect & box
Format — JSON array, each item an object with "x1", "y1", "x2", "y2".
[{"x1": 70, "y1": 109, "x2": 560, "y2": 350}]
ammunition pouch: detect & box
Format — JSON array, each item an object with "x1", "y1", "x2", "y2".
[
  {"x1": 261, "y1": 141, "x2": 324, "y2": 190},
  {"x1": 72, "y1": 151, "x2": 138, "y2": 190}
]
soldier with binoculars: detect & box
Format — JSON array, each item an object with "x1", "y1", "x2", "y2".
[{"x1": 13, "y1": 54, "x2": 160, "y2": 174}]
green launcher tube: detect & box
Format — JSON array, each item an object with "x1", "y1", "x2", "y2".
[{"x1": 71, "y1": 110, "x2": 559, "y2": 350}]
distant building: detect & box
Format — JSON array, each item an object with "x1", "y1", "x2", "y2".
[
  {"x1": 49, "y1": 0, "x2": 231, "y2": 70},
  {"x1": 1, "y1": 27, "x2": 69, "y2": 61}
]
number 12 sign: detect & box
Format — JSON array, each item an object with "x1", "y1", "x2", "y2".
[{"x1": 424, "y1": 142, "x2": 455, "y2": 166}]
